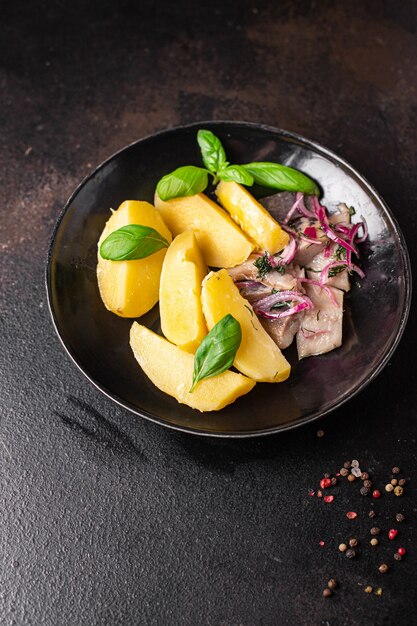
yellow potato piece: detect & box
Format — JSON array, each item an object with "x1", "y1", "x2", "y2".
[
  {"x1": 216, "y1": 180, "x2": 289, "y2": 254},
  {"x1": 97, "y1": 200, "x2": 172, "y2": 318},
  {"x1": 160, "y1": 231, "x2": 208, "y2": 353},
  {"x1": 130, "y1": 322, "x2": 256, "y2": 412},
  {"x1": 154, "y1": 192, "x2": 254, "y2": 268},
  {"x1": 201, "y1": 269, "x2": 291, "y2": 382}
]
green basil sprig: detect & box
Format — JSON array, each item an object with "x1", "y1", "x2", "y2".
[
  {"x1": 155, "y1": 128, "x2": 319, "y2": 201},
  {"x1": 190, "y1": 314, "x2": 242, "y2": 392},
  {"x1": 156, "y1": 166, "x2": 209, "y2": 201},
  {"x1": 100, "y1": 224, "x2": 169, "y2": 261},
  {"x1": 241, "y1": 162, "x2": 320, "y2": 196},
  {"x1": 197, "y1": 129, "x2": 228, "y2": 173}
]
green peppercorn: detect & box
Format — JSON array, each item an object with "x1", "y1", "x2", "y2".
[
  {"x1": 394, "y1": 486, "x2": 404, "y2": 496},
  {"x1": 364, "y1": 586, "x2": 373, "y2": 594}
]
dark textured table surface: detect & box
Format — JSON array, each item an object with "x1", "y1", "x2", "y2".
[{"x1": 1, "y1": 1, "x2": 417, "y2": 624}]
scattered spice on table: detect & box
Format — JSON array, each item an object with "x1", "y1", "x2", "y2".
[
  {"x1": 360, "y1": 486, "x2": 370, "y2": 496},
  {"x1": 396, "y1": 513, "x2": 405, "y2": 523},
  {"x1": 369, "y1": 510, "x2": 376, "y2": 518},
  {"x1": 323, "y1": 588, "x2": 332, "y2": 598},
  {"x1": 346, "y1": 549, "x2": 356, "y2": 559},
  {"x1": 388, "y1": 529, "x2": 398, "y2": 540},
  {"x1": 340, "y1": 468, "x2": 349, "y2": 476},
  {"x1": 323, "y1": 495, "x2": 334, "y2": 503},
  {"x1": 320, "y1": 478, "x2": 331, "y2": 489},
  {"x1": 364, "y1": 585, "x2": 373, "y2": 594},
  {"x1": 319, "y1": 540, "x2": 325, "y2": 547},
  {"x1": 370, "y1": 538, "x2": 379, "y2": 546},
  {"x1": 390, "y1": 478, "x2": 398, "y2": 486},
  {"x1": 378, "y1": 563, "x2": 389, "y2": 574},
  {"x1": 370, "y1": 527, "x2": 380, "y2": 536},
  {"x1": 372, "y1": 490, "x2": 381, "y2": 499},
  {"x1": 397, "y1": 547, "x2": 406, "y2": 556},
  {"x1": 327, "y1": 578, "x2": 338, "y2": 590},
  {"x1": 392, "y1": 467, "x2": 400, "y2": 474},
  {"x1": 385, "y1": 483, "x2": 394, "y2": 492},
  {"x1": 349, "y1": 538, "x2": 358, "y2": 547},
  {"x1": 346, "y1": 511, "x2": 357, "y2": 520},
  {"x1": 348, "y1": 474, "x2": 356, "y2": 483},
  {"x1": 317, "y1": 429, "x2": 324, "y2": 438},
  {"x1": 394, "y1": 486, "x2": 404, "y2": 496},
  {"x1": 394, "y1": 553, "x2": 402, "y2": 561},
  {"x1": 398, "y1": 478, "x2": 406, "y2": 486},
  {"x1": 375, "y1": 587, "x2": 383, "y2": 596},
  {"x1": 339, "y1": 543, "x2": 347, "y2": 553}
]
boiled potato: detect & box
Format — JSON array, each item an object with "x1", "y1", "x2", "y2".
[
  {"x1": 130, "y1": 322, "x2": 256, "y2": 411},
  {"x1": 97, "y1": 200, "x2": 172, "y2": 318},
  {"x1": 216, "y1": 181, "x2": 289, "y2": 254},
  {"x1": 159, "y1": 231, "x2": 208, "y2": 353},
  {"x1": 201, "y1": 269, "x2": 291, "y2": 382},
  {"x1": 154, "y1": 192, "x2": 253, "y2": 267}
]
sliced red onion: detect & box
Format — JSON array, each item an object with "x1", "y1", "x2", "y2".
[
  {"x1": 283, "y1": 194, "x2": 304, "y2": 224},
  {"x1": 278, "y1": 235, "x2": 297, "y2": 265},
  {"x1": 319, "y1": 261, "x2": 348, "y2": 285},
  {"x1": 298, "y1": 278, "x2": 338, "y2": 307},
  {"x1": 304, "y1": 226, "x2": 317, "y2": 239},
  {"x1": 324, "y1": 244, "x2": 331, "y2": 258},
  {"x1": 253, "y1": 290, "x2": 314, "y2": 320},
  {"x1": 296, "y1": 192, "x2": 316, "y2": 219},
  {"x1": 349, "y1": 263, "x2": 366, "y2": 279},
  {"x1": 282, "y1": 223, "x2": 322, "y2": 246},
  {"x1": 314, "y1": 197, "x2": 358, "y2": 255},
  {"x1": 356, "y1": 216, "x2": 368, "y2": 243}
]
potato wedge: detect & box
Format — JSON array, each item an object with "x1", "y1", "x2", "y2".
[
  {"x1": 216, "y1": 180, "x2": 289, "y2": 254},
  {"x1": 130, "y1": 322, "x2": 256, "y2": 411},
  {"x1": 154, "y1": 192, "x2": 254, "y2": 267},
  {"x1": 201, "y1": 269, "x2": 291, "y2": 382},
  {"x1": 159, "y1": 231, "x2": 208, "y2": 353},
  {"x1": 97, "y1": 200, "x2": 172, "y2": 318}
]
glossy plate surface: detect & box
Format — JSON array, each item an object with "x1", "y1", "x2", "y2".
[{"x1": 46, "y1": 122, "x2": 411, "y2": 437}]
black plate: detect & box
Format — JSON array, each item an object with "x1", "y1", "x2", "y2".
[{"x1": 46, "y1": 121, "x2": 411, "y2": 437}]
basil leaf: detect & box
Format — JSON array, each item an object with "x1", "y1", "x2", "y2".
[
  {"x1": 218, "y1": 164, "x2": 254, "y2": 186},
  {"x1": 190, "y1": 314, "x2": 242, "y2": 392},
  {"x1": 100, "y1": 224, "x2": 169, "y2": 261},
  {"x1": 197, "y1": 129, "x2": 228, "y2": 173},
  {"x1": 242, "y1": 162, "x2": 319, "y2": 195},
  {"x1": 156, "y1": 166, "x2": 209, "y2": 201}
]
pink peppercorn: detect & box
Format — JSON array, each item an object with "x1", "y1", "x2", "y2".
[
  {"x1": 320, "y1": 478, "x2": 332, "y2": 489},
  {"x1": 398, "y1": 547, "x2": 406, "y2": 556},
  {"x1": 388, "y1": 529, "x2": 398, "y2": 540},
  {"x1": 372, "y1": 490, "x2": 381, "y2": 499},
  {"x1": 323, "y1": 495, "x2": 334, "y2": 503}
]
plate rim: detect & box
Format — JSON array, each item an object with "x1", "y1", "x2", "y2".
[{"x1": 45, "y1": 120, "x2": 412, "y2": 438}]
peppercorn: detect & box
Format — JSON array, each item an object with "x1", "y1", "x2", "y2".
[
  {"x1": 343, "y1": 461, "x2": 351, "y2": 469},
  {"x1": 360, "y1": 487, "x2": 370, "y2": 496},
  {"x1": 390, "y1": 479, "x2": 398, "y2": 486},
  {"x1": 317, "y1": 429, "x2": 324, "y2": 438},
  {"x1": 398, "y1": 478, "x2": 406, "y2": 486},
  {"x1": 320, "y1": 478, "x2": 331, "y2": 489},
  {"x1": 347, "y1": 474, "x2": 356, "y2": 482},
  {"x1": 340, "y1": 468, "x2": 349, "y2": 476},
  {"x1": 361, "y1": 472, "x2": 369, "y2": 481},
  {"x1": 349, "y1": 538, "x2": 358, "y2": 548},
  {"x1": 396, "y1": 513, "x2": 405, "y2": 523},
  {"x1": 370, "y1": 538, "x2": 379, "y2": 546},
  {"x1": 392, "y1": 467, "x2": 400, "y2": 474},
  {"x1": 339, "y1": 543, "x2": 347, "y2": 552},
  {"x1": 364, "y1": 479, "x2": 372, "y2": 489},
  {"x1": 394, "y1": 553, "x2": 402, "y2": 561},
  {"x1": 368, "y1": 510, "x2": 376, "y2": 518},
  {"x1": 375, "y1": 587, "x2": 383, "y2": 596},
  {"x1": 364, "y1": 586, "x2": 373, "y2": 594},
  {"x1": 388, "y1": 529, "x2": 398, "y2": 540},
  {"x1": 394, "y1": 486, "x2": 404, "y2": 497},
  {"x1": 378, "y1": 564, "x2": 389, "y2": 574},
  {"x1": 317, "y1": 490, "x2": 323, "y2": 498},
  {"x1": 323, "y1": 472, "x2": 331, "y2": 479},
  {"x1": 398, "y1": 547, "x2": 406, "y2": 556},
  {"x1": 327, "y1": 578, "x2": 338, "y2": 590},
  {"x1": 323, "y1": 588, "x2": 332, "y2": 598},
  {"x1": 372, "y1": 490, "x2": 381, "y2": 499},
  {"x1": 370, "y1": 527, "x2": 380, "y2": 536},
  {"x1": 331, "y1": 477, "x2": 338, "y2": 486},
  {"x1": 346, "y1": 549, "x2": 356, "y2": 559},
  {"x1": 352, "y1": 460, "x2": 359, "y2": 468},
  {"x1": 385, "y1": 484, "x2": 394, "y2": 493}
]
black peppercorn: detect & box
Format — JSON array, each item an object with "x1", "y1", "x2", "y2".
[
  {"x1": 360, "y1": 486, "x2": 369, "y2": 496},
  {"x1": 349, "y1": 538, "x2": 358, "y2": 548},
  {"x1": 364, "y1": 479, "x2": 372, "y2": 489},
  {"x1": 378, "y1": 563, "x2": 389, "y2": 574},
  {"x1": 340, "y1": 468, "x2": 349, "y2": 476},
  {"x1": 323, "y1": 588, "x2": 333, "y2": 598},
  {"x1": 398, "y1": 478, "x2": 406, "y2": 486},
  {"x1": 370, "y1": 527, "x2": 380, "y2": 536},
  {"x1": 396, "y1": 513, "x2": 405, "y2": 523},
  {"x1": 343, "y1": 461, "x2": 351, "y2": 469},
  {"x1": 346, "y1": 549, "x2": 356, "y2": 559},
  {"x1": 361, "y1": 472, "x2": 369, "y2": 481},
  {"x1": 394, "y1": 553, "x2": 402, "y2": 561},
  {"x1": 392, "y1": 467, "x2": 400, "y2": 474},
  {"x1": 327, "y1": 578, "x2": 338, "y2": 590},
  {"x1": 368, "y1": 510, "x2": 376, "y2": 518},
  {"x1": 331, "y1": 477, "x2": 338, "y2": 486}
]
